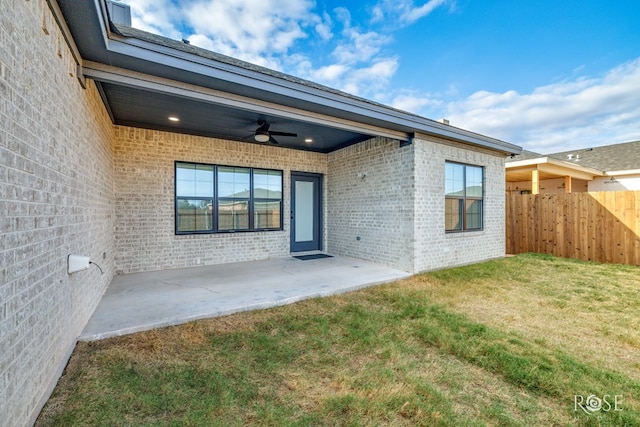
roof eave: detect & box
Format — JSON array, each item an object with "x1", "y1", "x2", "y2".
[
  {"x1": 77, "y1": 0, "x2": 523, "y2": 155},
  {"x1": 506, "y1": 157, "x2": 604, "y2": 176}
]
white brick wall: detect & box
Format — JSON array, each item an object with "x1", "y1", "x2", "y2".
[
  {"x1": 113, "y1": 127, "x2": 327, "y2": 274},
  {"x1": 327, "y1": 137, "x2": 415, "y2": 271},
  {"x1": 0, "y1": 2, "x2": 115, "y2": 426},
  {"x1": 115, "y1": 132, "x2": 505, "y2": 275},
  {"x1": 413, "y1": 136, "x2": 506, "y2": 272},
  {"x1": 327, "y1": 135, "x2": 506, "y2": 273}
]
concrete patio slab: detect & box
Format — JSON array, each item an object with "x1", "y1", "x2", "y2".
[{"x1": 79, "y1": 255, "x2": 411, "y2": 341}]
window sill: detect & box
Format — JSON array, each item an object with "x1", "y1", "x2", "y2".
[
  {"x1": 445, "y1": 229, "x2": 485, "y2": 237},
  {"x1": 176, "y1": 228, "x2": 283, "y2": 236}
]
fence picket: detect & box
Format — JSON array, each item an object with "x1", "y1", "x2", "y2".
[{"x1": 505, "y1": 191, "x2": 640, "y2": 266}]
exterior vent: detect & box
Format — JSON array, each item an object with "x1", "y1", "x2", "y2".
[
  {"x1": 437, "y1": 118, "x2": 450, "y2": 125},
  {"x1": 106, "y1": 1, "x2": 132, "y2": 26}
]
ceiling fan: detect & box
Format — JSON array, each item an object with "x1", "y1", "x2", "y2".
[{"x1": 252, "y1": 119, "x2": 297, "y2": 144}]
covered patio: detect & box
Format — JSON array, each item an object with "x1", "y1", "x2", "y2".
[
  {"x1": 80, "y1": 255, "x2": 411, "y2": 341},
  {"x1": 506, "y1": 156, "x2": 603, "y2": 194}
]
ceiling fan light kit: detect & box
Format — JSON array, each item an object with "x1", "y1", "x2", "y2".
[
  {"x1": 254, "y1": 131, "x2": 270, "y2": 142},
  {"x1": 252, "y1": 119, "x2": 297, "y2": 144}
]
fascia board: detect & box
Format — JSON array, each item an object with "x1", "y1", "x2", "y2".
[
  {"x1": 543, "y1": 158, "x2": 604, "y2": 176},
  {"x1": 506, "y1": 157, "x2": 553, "y2": 168},
  {"x1": 507, "y1": 157, "x2": 603, "y2": 180},
  {"x1": 605, "y1": 169, "x2": 640, "y2": 176},
  {"x1": 537, "y1": 164, "x2": 601, "y2": 181},
  {"x1": 507, "y1": 157, "x2": 603, "y2": 176}
]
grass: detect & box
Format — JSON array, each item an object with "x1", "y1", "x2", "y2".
[{"x1": 37, "y1": 254, "x2": 640, "y2": 426}]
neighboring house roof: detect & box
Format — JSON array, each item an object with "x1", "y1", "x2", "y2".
[
  {"x1": 546, "y1": 140, "x2": 640, "y2": 173},
  {"x1": 506, "y1": 140, "x2": 640, "y2": 183},
  {"x1": 55, "y1": 0, "x2": 521, "y2": 156},
  {"x1": 506, "y1": 150, "x2": 544, "y2": 163}
]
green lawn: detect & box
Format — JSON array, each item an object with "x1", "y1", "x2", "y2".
[{"x1": 37, "y1": 254, "x2": 640, "y2": 426}]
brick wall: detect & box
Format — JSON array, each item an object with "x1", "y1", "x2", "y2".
[
  {"x1": 413, "y1": 136, "x2": 506, "y2": 272},
  {"x1": 0, "y1": 2, "x2": 115, "y2": 426},
  {"x1": 113, "y1": 127, "x2": 327, "y2": 274},
  {"x1": 327, "y1": 135, "x2": 506, "y2": 273},
  {"x1": 327, "y1": 137, "x2": 415, "y2": 272}
]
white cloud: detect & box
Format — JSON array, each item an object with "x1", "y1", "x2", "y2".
[
  {"x1": 390, "y1": 91, "x2": 443, "y2": 113},
  {"x1": 313, "y1": 12, "x2": 334, "y2": 41},
  {"x1": 127, "y1": 0, "x2": 184, "y2": 40},
  {"x1": 332, "y1": 30, "x2": 392, "y2": 65},
  {"x1": 371, "y1": 0, "x2": 451, "y2": 25},
  {"x1": 301, "y1": 58, "x2": 398, "y2": 97},
  {"x1": 333, "y1": 7, "x2": 353, "y2": 29},
  {"x1": 187, "y1": 34, "x2": 284, "y2": 70},
  {"x1": 126, "y1": 0, "x2": 316, "y2": 67},
  {"x1": 444, "y1": 58, "x2": 640, "y2": 152},
  {"x1": 184, "y1": 0, "x2": 313, "y2": 56},
  {"x1": 286, "y1": 6, "x2": 399, "y2": 97},
  {"x1": 341, "y1": 58, "x2": 399, "y2": 96},
  {"x1": 310, "y1": 64, "x2": 349, "y2": 82},
  {"x1": 402, "y1": 0, "x2": 449, "y2": 23},
  {"x1": 125, "y1": 0, "x2": 400, "y2": 98}
]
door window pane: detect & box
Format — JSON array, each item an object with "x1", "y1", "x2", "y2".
[{"x1": 295, "y1": 180, "x2": 314, "y2": 242}]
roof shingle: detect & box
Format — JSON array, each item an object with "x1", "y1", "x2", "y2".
[
  {"x1": 546, "y1": 140, "x2": 640, "y2": 171},
  {"x1": 506, "y1": 140, "x2": 640, "y2": 171}
]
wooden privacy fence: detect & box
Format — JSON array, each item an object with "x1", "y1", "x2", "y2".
[{"x1": 506, "y1": 191, "x2": 640, "y2": 266}]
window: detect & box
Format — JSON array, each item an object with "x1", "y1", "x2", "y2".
[
  {"x1": 175, "y1": 162, "x2": 282, "y2": 234},
  {"x1": 218, "y1": 166, "x2": 250, "y2": 231},
  {"x1": 253, "y1": 169, "x2": 283, "y2": 230},
  {"x1": 445, "y1": 162, "x2": 483, "y2": 232}
]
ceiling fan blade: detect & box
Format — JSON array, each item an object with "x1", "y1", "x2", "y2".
[
  {"x1": 269, "y1": 136, "x2": 280, "y2": 144},
  {"x1": 269, "y1": 131, "x2": 297, "y2": 137},
  {"x1": 256, "y1": 120, "x2": 270, "y2": 132}
]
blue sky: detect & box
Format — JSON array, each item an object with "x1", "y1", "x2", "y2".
[{"x1": 124, "y1": 0, "x2": 640, "y2": 153}]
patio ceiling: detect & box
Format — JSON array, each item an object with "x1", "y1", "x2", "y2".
[{"x1": 95, "y1": 81, "x2": 372, "y2": 152}]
